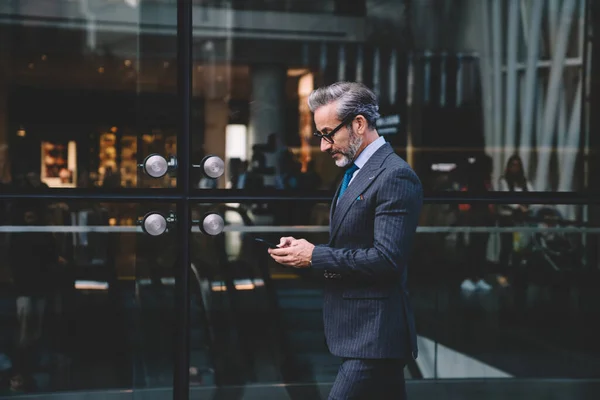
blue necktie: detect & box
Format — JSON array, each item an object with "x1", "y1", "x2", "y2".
[{"x1": 339, "y1": 163, "x2": 359, "y2": 197}]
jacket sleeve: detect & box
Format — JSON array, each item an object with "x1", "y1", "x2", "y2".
[{"x1": 310, "y1": 168, "x2": 423, "y2": 282}]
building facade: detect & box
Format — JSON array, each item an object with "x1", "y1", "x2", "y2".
[{"x1": 0, "y1": 1, "x2": 598, "y2": 398}]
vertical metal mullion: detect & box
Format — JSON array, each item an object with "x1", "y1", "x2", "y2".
[
  {"x1": 535, "y1": 0, "x2": 577, "y2": 191},
  {"x1": 492, "y1": 0, "x2": 503, "y2": 180},
  {"x1": 175, "y1": 0, "x2": 192, "y2": 399},
  {"x1": 505, "y1": 0, "x2": 520, "y2": 160},
  {"x1": 519, "y1": 0, "x2": 544, "y2": 175},
  {"x1": 580, "y1": 0, "x2": 592, "y2": 269}
]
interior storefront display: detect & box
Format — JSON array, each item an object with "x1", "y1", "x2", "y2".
[
  {"x1": 98, "y1": 131, "x2": 119, "y2": 188},
  {"x1": 120, "y1": 134, "x2": 138, "y2": 188},
  {"x1": 40, "y1": 140, "x2": 76, "y2": 188},
  {"x1": 97, "y1": 129, "x2": 138, "y2": 188}
]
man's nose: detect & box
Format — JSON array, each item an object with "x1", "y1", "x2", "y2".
[{"x1": 320, "y1": 139, "x2": 331, "y2": 152}]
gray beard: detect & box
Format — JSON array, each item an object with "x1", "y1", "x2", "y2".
[{"x1": 335, "y1": 128, "x2": 363, "y2": 167}]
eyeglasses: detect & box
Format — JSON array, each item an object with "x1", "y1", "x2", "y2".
[{"x1": 313, "y1": 114, "x2": 356, "y2": 144}]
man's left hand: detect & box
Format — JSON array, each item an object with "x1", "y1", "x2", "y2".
[{"x1": 268, "y1": 238, "x2": 315, "y2": 268}]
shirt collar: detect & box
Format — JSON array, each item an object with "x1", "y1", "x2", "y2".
[{"x1": 353, "y1": 136, "x2": 386, "y2": 170}]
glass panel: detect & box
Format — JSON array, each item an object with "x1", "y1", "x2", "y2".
[
  {"x1": 0, "y1": 199, "x2": 177, "y2": 395},
  {"x1": 0, "y1": 0, "x2": 178, "y2": 190},
  {"x1": 191, "y1": 1, "x2": 593, "y2": 193},
  {"x1": 189, "y1": 200, "x2": 420, "y2": 396},
  {"x1": 191, "y1": 1, "x2": 399, "y2": 191},
  {"x1": 417, "y1": 202, "x2": 600, "y2": 379},
  {"x1": 189, "y1": 200, "x2": 600, "y2": 396},
  {"x1": 410, "y1": 1, "x2": 591, "y2": 192}
]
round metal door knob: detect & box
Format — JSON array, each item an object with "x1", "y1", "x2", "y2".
[
  {"x1": 143, "y1": 154, "x2": 168, "y2": 178},
  {"x1": 200, "y1": 213, "x2": 224, "y2": 236},
  {"x1": 202, "y1": 155, "x2": 225, "y2": 179},
  {"x1": 142, "y1": 212, "x2": 168, "y2": 236}
]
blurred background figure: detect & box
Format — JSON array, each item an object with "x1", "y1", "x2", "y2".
[
  {"x1": 8, "y1": 202, "x2": 65, "y2": 392},
  {"x1": 497, "y1": 154, "x2": 533, "y2": 287},
  {"x1": 458, "y1": 153, "x2": 495, "y2": 292}
]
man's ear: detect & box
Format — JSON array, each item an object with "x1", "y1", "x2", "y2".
[{"x1": 355, "y1": 115, "x2": 368, "y2": 134}]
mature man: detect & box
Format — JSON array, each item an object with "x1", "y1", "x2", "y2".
[{"x1": 269, "y1": 82, "x2": 423, "y2": 399}]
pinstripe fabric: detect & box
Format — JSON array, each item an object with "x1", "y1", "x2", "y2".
[{"x1": 312, "y1": 143, "x2": 422, "y2": 360}]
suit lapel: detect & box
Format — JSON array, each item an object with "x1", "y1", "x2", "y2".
[
  {"x1": 329, "y1": 183, "x2": 342, "y2": 232},
  {"x1": 329, "y1": 143, "x2": 394, "y2": 243}
]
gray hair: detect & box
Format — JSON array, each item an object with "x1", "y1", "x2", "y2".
[{"x1": 307, "y1": 82, "x2": 380, "y2": 129}]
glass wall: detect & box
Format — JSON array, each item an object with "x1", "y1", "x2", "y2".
[
  {"x1": 0, "y1": 0, "x2": 182, "y2": 396},
  {"x1": 0, "y1": 200, "x2": 177, "y2": 394},
  {"x1": 1, "y1": 199, "x2": 598, "y2": 395},
  {"x1": 188, "y1": 201, "x2": 600, "y2": 386},
  {"x1": 0, "y1": 0, "x2": 593, "y2": 195},
  {"x1": 0, "y1": 0, "x2": 599, "y2": 399},
  {"x1": 0, "y1": 0, "x2": 179, "y2": 191},
  {"x1": 184, "y1": 0, "x2": 591, "y2": 197}
]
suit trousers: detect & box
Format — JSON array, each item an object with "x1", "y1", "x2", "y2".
[{"x1": 328, "y1": 358, "x2": 407, "y2": 400}]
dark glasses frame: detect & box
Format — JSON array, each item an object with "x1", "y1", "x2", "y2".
[{"x1": 313, "y1": 114, "x2": 356, "y2": 144}]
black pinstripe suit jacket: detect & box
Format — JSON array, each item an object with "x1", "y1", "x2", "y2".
[{"x1": 311, "y1": 143, "x2": 422, "y2": 360}]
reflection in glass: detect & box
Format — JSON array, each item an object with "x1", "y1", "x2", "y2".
[
  {"x1": 1, "y1": 1, "x2": 592, "y2": 193},
  {"x1": 0, "y1": 200, "x2": 176, "y2": 394},
  {"x1": 186, "y1": 1, "x2": 592, "y2": 193},
  {"x1": 0, "y1": 0, "x2": 178, "y2": 190},
  {"x1": 416, "y1": 201, "x2": 599, "y2": 379},
  {"x1": 189, "y1": 201, "x2": 600, "y2": 388},
  {"x1": 190, "y1": 202, "x2": 334, "y2": 388}
]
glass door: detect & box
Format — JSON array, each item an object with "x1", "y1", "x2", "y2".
[
  {"x1": 0, "y1": 200, "x2": 180, "y2": 395},
  {"x1": 185, "y1": 0, "x2": 600, "y2": 399},
  {"x1": 0, "y1": 1, "x2": 189, "y2": 398}
]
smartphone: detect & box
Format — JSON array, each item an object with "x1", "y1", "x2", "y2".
[{"x1": 254, "y1": 237, "x2": 278, "y2": 249}]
